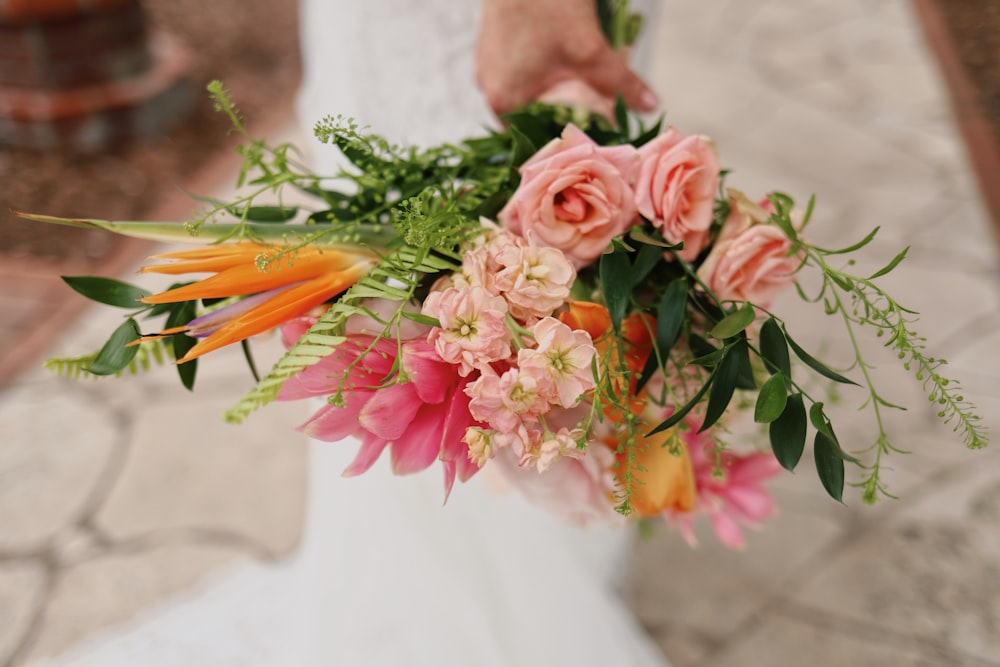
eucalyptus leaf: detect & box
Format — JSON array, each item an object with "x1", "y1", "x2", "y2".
[
  {"x1": 784, "y1": 327, "x2": 859, "y2": 385},
  {"x1": 241, "y1": 205, "x2": 299, "y2": 223},
  {"x1": 759, "y1": 318, "x2": 791, "y2": 377},
  {"x1": 508, "y1": 125, "x2": 537, "y2": 167},
  {"x1": 630, "y1": 243, "x2": 664, "y2": 287},
  {"x1": 86, "y1": 318, "x2": 140, "y2": 376},
  {"x1": 166, "y1": 301, "x2": 198, "y2": 390},
  {"x1": 599, "y1": 250, "x2": 632, "y2": 332},
  {"x1": 699, "y1": 341, "x2": 743, "y2": 432},
  {"x1": 754, "y1": 374, "x2": 788, "y2": 423},
  {"x1": 645, "y1": 374, "x2": 713, "y2": 437},
  {"x1": 769, "y1": 393, "x2": 807, "y2": 471},
  {"x1": 709, "y1": 302, "x2": 755, "y2": 340},
  {"x1": 814, "y1": 430, "x2": 845, "y2": 502},
  {"x1": 62, "y1": 276, "x2": 151, "y2": 309}
]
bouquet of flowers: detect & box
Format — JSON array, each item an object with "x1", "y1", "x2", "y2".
[{"x1": 22, "y1": 82, "x2": 987, "y2": 549}]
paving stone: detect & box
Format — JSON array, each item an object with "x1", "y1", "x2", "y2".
[
  {"x1": 787, "y1": 517, "x2": 1000, "y2": 663},
  {"x1": 0, "y1": 383, "x2": 118, "y2": 550},
  {"x1": 630, "y1": 505, "x2": 844, "y2": 648},
  {"x1": 710, "y1": 611, "x2": 990, "y2": 667},
  {"x1": 94, "y1": 388, "x2": 308, "y2": 557},
  {"x1": 0, "y1": 562, "x2": 47, "y2": 665},
  {"x1": 22, "y1": 544, "x2": 249, "y2": 663}
]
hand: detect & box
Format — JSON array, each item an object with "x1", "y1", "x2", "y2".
[{"x1": 476, "y1": 0, "x2": 659, "y2": 117}]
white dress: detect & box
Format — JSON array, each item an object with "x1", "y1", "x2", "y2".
[
  {"x1": 31, "y1": 2, "x2": 671, "y2": 665},
  {"x1": 296, "y1": 2, "x2": 669, "y2": 665}
]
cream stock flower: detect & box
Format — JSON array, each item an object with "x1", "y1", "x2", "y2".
[
  {"x1": 491, "y1": 240, "x2": 576, "y2": 321},
  {"x1": 422, "y1": 285, "x2": 512, "y2": 376},
  {"x1": 518, "y1": 317, "x2": 597, "y2": 408}
]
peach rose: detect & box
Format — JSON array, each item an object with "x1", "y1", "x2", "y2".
[
  {"x1": 697, "y1": 192, "x2": 802, "y2": 308},
  {"x1": 634, "y1": 128, "x2": 720, "y2": 262},
  {"x1": 498, "y1": 124, "x2": 639, "y2": 268}
]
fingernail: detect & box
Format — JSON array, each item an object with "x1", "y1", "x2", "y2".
[{"x1": 640, "y1": 90, "x2": 660, "y2": 111}]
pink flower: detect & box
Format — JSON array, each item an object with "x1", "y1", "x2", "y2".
[
  {"x1": 535, "y1": 427, "x2": 585, "y2": 473},
  {"x1": 491, "y1": 241, "x2": 576, "y2": 321},
  {"x1": 668, "y1": 427, "x2": 782, "y2": 550},
  {"x1": 276, "y1": 336, "x2": 481, "y2": 496},
  {"x1": 498, "y1": 124, "x2": 639, "y2": 268},
  {"x1": 697, "y1": 192, "x2": 803, "y2": 308},
  {"x1": 422, "y1": 285, "x2": 512, "y2": 376},
  {"x1": 634, "y1": 128, "x2": 720, "y2": 262},
  {"x1": 466, "y1": 366, "x2": 549, "y2": 432},
  {"x1": 488, "y1": 436, "x2": 621, "y2": 526},
  {"x1": 518, "y1": 317, "x2": 597, "y2": 408}
]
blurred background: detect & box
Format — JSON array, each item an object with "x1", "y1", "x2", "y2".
[{"x1": 1, "y1": 1, "x2": 998, "y2": 666}]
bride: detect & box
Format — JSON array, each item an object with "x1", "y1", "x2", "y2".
[
  {"x1": 292, "y1": 1, "x2": 668, "y2": 664},
  {"x1": 36, "y1": 1, "x2": 672, "y2": 665}
]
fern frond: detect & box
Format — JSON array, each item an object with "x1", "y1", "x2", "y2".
[{"x1": 45, "y1": 339, "x2": 175, "y2": 380}]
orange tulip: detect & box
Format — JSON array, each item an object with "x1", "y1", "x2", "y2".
[
  {"x1": 617, "y1": 427, "x2": 697, "y2": 516},
  {"x1": 561, "y1": 300, "x2": 696, "y2": 516},
  {"x1": 139, "y1": 242, "x2": 376, "y2": 363}
]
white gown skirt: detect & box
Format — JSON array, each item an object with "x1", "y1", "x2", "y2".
[{"x1": 295, "y1": 1, "x2": 670, "y2": 665}]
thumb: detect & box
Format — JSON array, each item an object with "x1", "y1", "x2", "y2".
[{"x1": 579, "y1": 49, "x2": 660, "y2": 113}]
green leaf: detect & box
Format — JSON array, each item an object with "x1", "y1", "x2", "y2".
[
  {"x1": 600, "y1": 250, "x2": 632, "y2": 332},
  {"x1": 86, "y1": 318, "x2": 140, "y2": 376},
  {"x1": 867, "y1": 246, "x2": 909, "y2": 280},
  {"x1": 784, "y1": 328, "x2": 859, "y2": 385},
  {"x1": 709, "y1": 302, "x2": 755, "y2": 340},
  {"x1": 699, "y1": 340, "x2": 744, "y2": 432},
  {"x1": 630, "y1": 243, "x2": 664, "y2": 287},
  {"x1": 636, "y1": 278, "x2": 688, "y2": 393},
  {"x1": 62, "y1": 276, "x2": 151, "y2": 308},
  {"x1": 645, "y1": 374, "x2": 713, "y2": 437},
  {"x1": 166, "y1": 301, "x2": 198, "y2": 390},
  {"x1": 508, "y1": 125, "x2": 537, "y2": 167},
  {"x1": 814, "y1": 430, "x2": 845, "y2": 502},
  {"x1": 656, "y1": 280, "x2": 688, "y2": 354},
  {"x1": 754, "y1": 374, "x2": 789, "y2": 423},
  {"x1": 769, "y1": 393, "x2": 807, "y2": 471},
  {"x1": 759, "y1": 318, "x2": 791, "y2": 377},
  {"x1": 816, "y1": 226, "x2": 879, "y2": 255},
  {"x1": 628, "y1": 226, "x2": 682, "y2": 249},
  {"x1": 241, "y1": 205, "x2": 299, "y2": 223},
  {"x1": 809, "y1": 401, "x2": 833, "y2": 437},
  {"x1": 614, "y1": 95, "x2": 629, "y2": 135}
]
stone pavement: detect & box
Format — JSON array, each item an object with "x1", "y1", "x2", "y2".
[{"x1": 1, "y1": 0, "x2": 998, "y2": 665}]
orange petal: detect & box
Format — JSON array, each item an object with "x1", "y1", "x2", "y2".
[
  {"x1": 177, "y1": 262, "x2": 370, "y2": 362},
  {"x1": 141, "y1": 248, "x2": 368, "y2": 304},
  {"x1": 618, "y1": 427, "x2": 696, "y2": 517}
]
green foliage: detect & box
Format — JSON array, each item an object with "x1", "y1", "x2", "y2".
[{"x1": 45, "y1": 338, "x2": 173, "y2": 379}]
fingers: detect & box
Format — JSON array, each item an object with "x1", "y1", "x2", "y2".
[{"x1": 578, "y1": 46, "x2": 660, "y2": 113}]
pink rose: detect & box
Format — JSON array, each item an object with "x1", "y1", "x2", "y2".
[
  {"x1": 697, "y1": 193, "x2": 802, "y2": 308},
  {"x1": 634, "y1": 128, "x2": 720, "y2": 262},
  {"x1": 498, "y1": 124, "x2": 639, "y2": 268}
]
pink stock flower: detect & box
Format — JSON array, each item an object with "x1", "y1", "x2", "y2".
[
  {"x1": 668, "y1": 427, "x2": 782, "y2": 550},
  {"x1": 634, "y1": 128, "x2": 720, "y2": 262},
  {"x1": 422, "y1": 285, "x2": 512, "y2": 376},
  {"x1": 518, "y1": 317, "x2": 597, "y2": 408},
  {"x1": 276, "y1": 335, "x2": 481, "y2": 496},
  {"x1": 488, "y1": 435, "x2": 621, "y2": 526},
  {"x1": 697, "y1": 192, "x2": 803, "y2": 309},
  {"x1": 534, "y1": 427, "x2": 585, "y2": 473},
  {"x1": 466, "y1": 366, "x2": 549, "y2": 432},
  {"x1": 498, "y1": 124, "x2": 639, "y2": 268},
  {"x1": 491, "y1": 241, "x2": 576, "y2": 321}
]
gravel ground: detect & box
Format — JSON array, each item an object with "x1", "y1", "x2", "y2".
[{"x1": 0, "y1": 0, "x2": 301, "y2": 266}]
